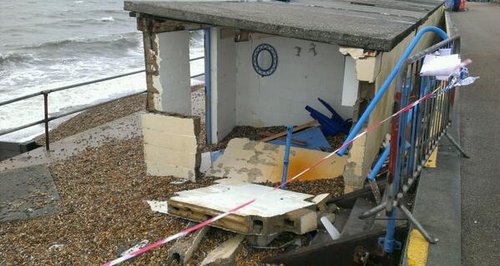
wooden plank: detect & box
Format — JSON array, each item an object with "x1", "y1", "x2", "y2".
[{"x1": 260, "y1": 121, "x2": 319, "y2": 142}]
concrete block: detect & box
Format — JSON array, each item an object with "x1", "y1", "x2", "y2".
[
  {"x1": 201, "y1": 234, "x2": 245, "y2": 266},
  {"x1": 285, "y1": 208, "x2": 318, "y2": 234},
  {"x1": 143, "y1": 128, "x2": 197, "y2": 151},
  {"x1": 142, "y1": 113, "x2": 200, "y2": 181},
  {"x1": 145, "y1": 160, "x2": 197, "y2": 181},
  {"x1": 144, "y1": 144, "x2": 197, "y2": 168},
  {"x1": 142, "y1": 113, "x2": 199, "y2": 136}
]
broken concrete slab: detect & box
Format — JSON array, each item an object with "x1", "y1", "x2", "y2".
[
  {"x1": 201, "y1": 234, "x2": 245, "y2": 266},
  {"x1": 206, "y1": 138, "x2": 346, "y2": 183},
  {"x1": 168, "y1": 183, "x2": 319, "y2": 243},
  {"x1": 167, "y1": 222, "x2": 209, "y2": 265},
  {"x1": 0, "y1": 165, "x2": 61, "y2": 222},
  {"x1": 142, "y1": 113, "x2": 200, "y2": 181}
]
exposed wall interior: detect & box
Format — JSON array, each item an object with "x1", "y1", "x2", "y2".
[
  {"x1": 153, "y1": 30, "x2": 192, "y2": 115},
  {"x1": 209, "y1": 29, "x2": 353, "y2": 142},
  {"x1": 235, "y1": 35, "x2": 351, "y2": 127}
]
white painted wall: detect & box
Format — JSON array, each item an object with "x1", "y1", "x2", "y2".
[
  {"x1": 342, "y1": 56, "x2": 359, "y2": 107},
  {"x1": 155, "y1": 31, "x2": 191, "y2": 115},
  {"x1": 206, "y1": 30, "x2": 355, "y2": 142},
  {"x1": 210, "y1": 28, "x2": 237, "y2": 143},
  {"x1": 235, "y1": 35, "x2": 352, "y2": 127}
]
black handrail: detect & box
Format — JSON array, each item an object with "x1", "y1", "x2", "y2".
[{"x1": 0, "y1": 55, "x2": 205, "y2": 150}]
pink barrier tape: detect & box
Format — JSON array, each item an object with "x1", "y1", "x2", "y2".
[{"x1": 101, "y1": 60, "x2": 470, "y2": 266}]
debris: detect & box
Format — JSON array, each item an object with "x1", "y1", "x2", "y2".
[
  {"x1": 120, "y1": 240, "x2": 149, "y2": 257},
  {"x1": 284, "y1": 208, "x2": 318, "y2": 235},
  {"x1": 420, "y1": 54, "x2": 461, "y2": 77},
  {"x1": 207, "y1": 138, "x2": 346, "y2": 183},
  {"x1": 167, "y1": 222, "x2": 209, "y2": 265},
  {"x1": 48, "y1": 243, "x2": 65, "y2": 252},
  {"x1": 268, "y1": 127, "x2": 330, "y2": 151},
  {"x1": 170, "y1": 180, "x2": 189, "y2": 185},
  {"x1": 311, "y1": 193, "x2": 331, "y2": 212},
  {"x1": 305, "y1": 98, "x2": 352, "y2": 137},
  {"x1": 201, "y1": 234, "x2": 245, "y2": 266},
  {"x1": 200, "y1": 150, "x2": 225, "y2": 173},
  {"x1": 260, "y1": 121, "x2": 318, "y2": 142},
  {"x1": 146, "y1": 200, "x2": 169, "y2": 214},
  {"x1": 320, "y1": 216, "x2": 341, "y2": 240},
  {"x1": 167, "y1": 183, "x2": 318, "y2": 240},
  {"x1": 142, "y1": 113, "x2": 201, "y2": 181},
  {"x1": 200, "y1": 152, "x2": 212, "y2": 173}
]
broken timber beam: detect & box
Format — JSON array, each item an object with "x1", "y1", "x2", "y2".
[
  {"x1": 260, "y1": 121, "x2": 319, "y2": 142},
  {"x1": 166, "y1": 222, "x2": 209, "y2": 265},
  {"x1": 201, "y1": 234, "x2": 245, "y2": 266}
]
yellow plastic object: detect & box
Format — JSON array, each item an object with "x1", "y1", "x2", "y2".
[
  {"x1": 424, "y1": 147, "x2": 438, "y2": 168},
  {"x1": 407, "y1": 229, "x2": 430, "y2": 266}
]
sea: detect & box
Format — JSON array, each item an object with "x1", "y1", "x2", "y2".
[{"x1": 0, "y1": 0, "x2": 204, "y2": 142}]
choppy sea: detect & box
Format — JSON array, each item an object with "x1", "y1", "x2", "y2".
[{"x1": 0, "y1": 0, "x2": 204, "y2": 142}]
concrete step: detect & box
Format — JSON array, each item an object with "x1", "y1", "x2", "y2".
[
  {"x1": 341, "y1": 197, "x2": 377, "y2": 237},
  {"x1": 0, "y1": 111, "x2": 143, "y2": 172}
]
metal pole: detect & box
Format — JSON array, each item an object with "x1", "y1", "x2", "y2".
[
  {"x1": 367, "y1": 144, "x2": 390, "y2": 204},
  {"x1": 204, "y1": 28, "x2": 212, "y2": 145},
  {"x1": 445, "y1": 132, "x2": 469, "y2": 158},
  {"x1": 281, "y1": 125, "x2": 293, "y2": 189},
  {"x1": 43, "y1": 92, "x2": 50, "y2": 151}
]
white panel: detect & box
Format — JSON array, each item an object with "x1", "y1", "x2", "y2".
[
  {"x1": 342, "y1": 56, "x2": 359, "y2": 107},
  {"x1": 210, "y1": 28, "x2": 237, "y2": 143},
  {"x1": 157, "y1": 31, "x2": 191, "y2": 115}
]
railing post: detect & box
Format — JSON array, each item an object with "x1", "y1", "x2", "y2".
[{"x1": 43, "y1": 92, "x2": 50, "y2": 151}]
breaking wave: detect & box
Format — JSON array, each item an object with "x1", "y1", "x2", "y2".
[{"x1": 26, "y1": 32, "x2": 140, "y2": 51}]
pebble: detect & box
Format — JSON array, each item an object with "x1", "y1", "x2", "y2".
[{"x1": 1, "y1": 91, "x2": 345, "y2": 265}]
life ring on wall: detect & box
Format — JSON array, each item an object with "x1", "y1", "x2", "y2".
[{"x1": 252, "y1": 43, "x2": 278, "y2": 77}]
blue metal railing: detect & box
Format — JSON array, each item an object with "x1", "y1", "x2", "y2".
[
  {"x1": 359, "y1": 31, "x2": 461, "y2": 253},
  {"x1": 338, "y1": 26, "x2": 449, "y2": 155},
  {"x1": 350, "y1": 25, "x2": 464, "y2": 255}
]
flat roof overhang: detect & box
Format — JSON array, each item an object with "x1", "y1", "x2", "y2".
[{"x1": 124, "y1": 0, "x2": 442, "y2": 51}]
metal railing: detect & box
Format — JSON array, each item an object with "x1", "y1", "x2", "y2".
[
  {"x1": 338, "y1": 26, "x2": 449, "y2": 155},
  {"x1": 359, "y1": 31, "x2": 463, "y2": 253},
  {"x1": 0, "y1": 56, "x2": 205, "y2": 150}
]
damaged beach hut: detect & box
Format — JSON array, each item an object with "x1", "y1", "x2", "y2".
[
  {"x1": 123, "y1": 0, "x2": 447, "y2": 264},
  {"x1": 126, "y1": 0, "x2": 444, "y2": 190}
]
